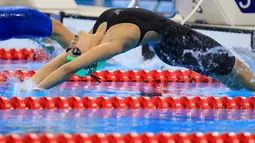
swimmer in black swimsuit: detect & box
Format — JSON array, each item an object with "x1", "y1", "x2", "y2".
[{"x1": 32, "y1": 8, "x2": 255, "y2": 91}]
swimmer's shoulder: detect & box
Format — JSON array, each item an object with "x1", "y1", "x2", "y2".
[
  {"x1": 99, "y1": 8, "x2": 120, "y2": 17},
  {"x1": 99, "y1": 8, "x2": 155, "y2": 16}
]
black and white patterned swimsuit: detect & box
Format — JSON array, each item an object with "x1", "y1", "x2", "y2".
[{"x1": 93, "y1": 8, "x2": 236, "y2": 76}]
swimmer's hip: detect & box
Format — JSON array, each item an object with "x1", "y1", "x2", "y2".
[{"x1": 0, "y1": 6, "x2": 52, "y2": 40}]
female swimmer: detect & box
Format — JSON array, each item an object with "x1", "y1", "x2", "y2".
[{"x1": 1, "y1": 6, "x2": 254, "y2": 91}]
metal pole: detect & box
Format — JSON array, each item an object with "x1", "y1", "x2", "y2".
[
  {"x1": 94, "y1": 0, "x2": 105, "y2": 6},
  {"x1": 135, "y1": 0, "x2": 140, "y2": 8},
  {"x1": 128, "y1": 0, "x2": 140, "y2": 8}
]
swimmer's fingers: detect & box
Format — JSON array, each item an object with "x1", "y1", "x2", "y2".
[
  {"x1": 69, "y1": 34, "x2": 79, "y2": 48},
  {"x1": 73, "y1": 34, "x2": 79, "y2": 41},
  {"x1": 32, "y1": 87, "x2": 46, "y2": 91},
  {"x1": 71, "y1": 34, "x2": 79, "y2": 44}
]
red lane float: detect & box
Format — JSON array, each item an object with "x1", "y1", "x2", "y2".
[
  {"x1": 0, "y1": 70, "x2": 217, "y2": 82},
  {"x1": 0, "y1": 96, "x2": 255, "y2": 110},
  {"x1": 0, "y1": 48, "x2": 49, "y2": 60},
  {"x1": 2, "y1": 132, "x2": 255, "y2": 143}
]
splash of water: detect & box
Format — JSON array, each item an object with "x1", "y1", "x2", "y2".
[
  {"x1": 3, "y1": 73, "x2": 47, "y2": 97},
  {"x1": 4, "y1": 38, "x2": 62, "y2": 94},
  {"x1": 31, "y1": 37, "x2": 64, "y2": 58},
  {"x1": 13, "y1": 78, "x2": 37, "y2": 92},
  {"x1": 183, "y1": 46, "x2": 236, "y2": 75},
  {"x1": 182, "y1": 46, "x2": 255, "y2": 92},
  {"x1": 227, "y1": 46, "x2": 255, "y2": 85},
  {"x1": 228, "y1": 46, "x2": 255, "y2": 73}
]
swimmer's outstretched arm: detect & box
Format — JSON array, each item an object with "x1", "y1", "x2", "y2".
[
  {"x1": 31, "y1": 51, "x2": 67, "y2": 84},
  {"x1": 31, "y1": 26, "x2": 99, "y2": 85},
  {"x1": 31, "y1": 19, "x2": 75, "y2": 84},
  {"x1": 36, "y1": 40, "x2": 133, "y2": 89},
  {"x1": 31, "y1": 25, "x2": 97, "y2": 85}
]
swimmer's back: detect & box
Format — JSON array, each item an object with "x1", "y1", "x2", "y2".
[
  {"x1": 92, "y1": 8, "x2": 235, "y2": 76},
  {"x1": 92, "y1": 8, "x2": 167, "y2": 46}
]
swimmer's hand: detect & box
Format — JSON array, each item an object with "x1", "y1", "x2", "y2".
[
  {"x1": 32, "y1": 87, "x2": 45, "y2": 91},
  {"x1": 15, "y1": 86, "x2": 42, "y2": 92},
  {"x1": 19, "y1": 87, "x2": 26, "y2": 92}
]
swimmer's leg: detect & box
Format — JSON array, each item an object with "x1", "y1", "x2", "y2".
[
  {"x1": 150, "y1": 19, "x2": 255, "y2": 91},
  {"x1": 0, "y1": 6, "x2": 51, "y2": 40},
  {"x1": 48, "y1": 18, "x2": 74, "y2": 49},
  {"x1": 151, "y1": 43, "x2": 255, "y2": 91},
  {"x1": 31, "y1": 18, "x2": 74, "y2": 51},
  {"x1": 0, "y1": 6, "x2": 74, "y2": 49},
  {"x1": 215, "y1": 58, "x2": 255, "y2": 91}
]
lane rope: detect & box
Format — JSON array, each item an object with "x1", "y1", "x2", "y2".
[
  {"x1": 0, "y1": 48, "x2": 49, "y2": 61},
  {"x1": 0, "y1": 96, "x2": 254, "y2": 109},
  {"x1": 1, "y1": 132, "x2": 255, "y2": 143},
  {"x1": 0, "y1": 48, "x2": 217, "y2": 82},
  {"x1": 0, "y1": 69, "x2": 217, "y2": 82}
]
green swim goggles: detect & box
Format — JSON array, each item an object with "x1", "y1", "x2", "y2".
[
  {"x1": 66, "y1": 55, "x2": 106, "y2": 77},
  {"x1": 65, "y1": 46, "x2": 106, "y2": 82}
]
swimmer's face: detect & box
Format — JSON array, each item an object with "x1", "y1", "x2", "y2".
[
  {"x1": 66, "y1": 29, "x2": 105, "y2": 59},
  {"x1": 74, "y1": 30, "x2": 105, "y2": 52}
]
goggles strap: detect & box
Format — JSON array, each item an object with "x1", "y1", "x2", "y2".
[{"x1": 91, "y1": 74, "x2": 101, "y2": 83}]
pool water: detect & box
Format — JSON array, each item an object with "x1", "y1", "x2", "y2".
[
  {"x1": 1, "y1": 109, "x2": 255, "y2": 135},
  {"x1": 1, "y1": 81, "x2": 255, "y2": 99},
  {"x1": 0, "y1": 0, "x2": 254, "y2": 137},
  {"x1": 75, "y1": 0, "x2": 176, "y2": 16},
  {"x1": 0, "y1": 60, "x2": 255, "y2": 135},
  {"x1": 0, "y1": 60, "x2": 255, "y2": 99}
]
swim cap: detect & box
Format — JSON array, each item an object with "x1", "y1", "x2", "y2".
[{"x1": 66, "y1": 56, "x2": 106, "y2": 77}]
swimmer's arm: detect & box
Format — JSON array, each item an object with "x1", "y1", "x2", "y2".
[
  {"x1": 31, "y1": 51, "x2": 67, "y2": 84},
  {"x1": 37, "y1": 41, "x2": 131, "y2": 89},
  {"x1": 30, "y1": 30, "x2": 94, "y2": 86}
]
